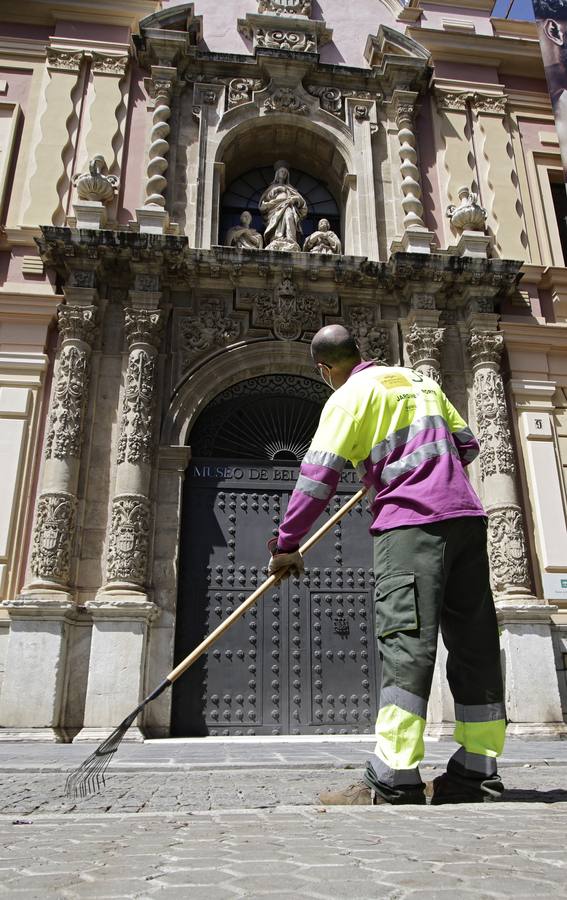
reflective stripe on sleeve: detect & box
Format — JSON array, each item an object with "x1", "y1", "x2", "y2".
[
  {"x1": 295, "y1": 475, "x2": 333, "y2": 501},
  {"x1": 370, "y1": 415, "x2": 447, "y2": 465},
  {"x1": 303, "y1": 449, "x2": 346, "y2": 473},
  {"x1": 381, "y1": 439, "x2": 459, "y2": 485}
]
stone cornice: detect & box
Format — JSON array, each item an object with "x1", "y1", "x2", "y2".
[
  {"x1": 37, "y1": 226, "x2": 523, "y2": 307},
  {"x1": 406, "y1": 26, "x2": 544, "y2": 77},
  {"x1": 500, "y1": 318, "x2": 567, "y2": 350},
  {"x1": 1, "y1": 0, "x2": 157, "y2": 29}
]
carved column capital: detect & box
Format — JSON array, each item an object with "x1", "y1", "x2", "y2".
[
  {"x1": 467, "y1": 329, "x2": 504, "y2": 369},
  {"x1": 124, "y1": 307, "x2": 165, "y2": 351},
  {"x1": 406, "y1": 323, "x2": 445, "y2": 384},
  {"x1": 57, "y1": 304, "x2": 98, "y2": 345}
]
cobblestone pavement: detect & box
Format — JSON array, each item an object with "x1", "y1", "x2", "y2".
[{"x1": 0, "y1": 741, "x2": 566, "y2": 898}]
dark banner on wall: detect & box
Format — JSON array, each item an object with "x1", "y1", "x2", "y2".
[{"x1": 532, "y1": 1, "x2": 567, "y2": 178}]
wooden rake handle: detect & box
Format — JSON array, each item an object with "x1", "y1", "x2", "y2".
[{"x1": 166, "y1": 486, "x2": 369, "y2": 684}]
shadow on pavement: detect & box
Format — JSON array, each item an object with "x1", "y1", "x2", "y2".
[{"x1": 503, "y1": 789, "x2": 567, "y2": 804}]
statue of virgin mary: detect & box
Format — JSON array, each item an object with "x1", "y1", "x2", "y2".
[{"x1": 259, "y1": 163, "x2": 308, "y2": 252}]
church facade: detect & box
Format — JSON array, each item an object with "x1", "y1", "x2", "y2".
[{"x1": 0, "y1": 0, "x2": 566, "y2": 741}]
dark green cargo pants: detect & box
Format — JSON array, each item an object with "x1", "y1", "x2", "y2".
[{"x1": 364, "y1": 516, "x2": 506, "y2": 798}]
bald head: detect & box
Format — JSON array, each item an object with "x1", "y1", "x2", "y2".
[{"x1": 311, "y1": 324, "x2": 361, "y2": 368}]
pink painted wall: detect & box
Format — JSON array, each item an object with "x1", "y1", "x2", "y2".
[
  {"x1": 163, "y1": 0, "x2": 398, "y2": 67},
  {"x1": 0, "y1": 66, "x2": 33, "y2": 115},
  {"x1": 53, "y1": 21, "x2": 131, "y2": 44},
  {"x1": 419, "y1": 3, "x2": 493, "y2": 36},
  {"x1": 0, "y1": 23, "x2": 51, "y2": 40},
  {"x1": 434, "y1": 61, "x2": 500, "y2": 84}
]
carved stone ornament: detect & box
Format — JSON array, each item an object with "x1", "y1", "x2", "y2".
[
  {"x1": 406, "y1": 324, "x2": 445, "y2": 383},
  {"x1": 46, "y1": 48, "x2": 84, "y2": 72},
  {"x1": 355, "y1": 105, "x2": 370, "y2": 121},
  {"x1": 30, "y1": 492, "x2": 76, "y2": 583},
  {"x1": 252, "y1": 278, "x2": 334, "y2": 340},
  {"x1": 470, "y1": 93, "x2": 507, "y2": 115},
  {"x1": 45, "y1": 345, "x2": 90, "y2": 460},
  {"x1": 264, "y1": 88, "x2": 308, "y2": 115},
  {"x1": 58, "y1": 304, "x2": 98, "y2": 345},
  {"x1": 468, "y1": 330, "x2": 503, "y2": 368},
  {"x1": 107, "y1": 495, "x2": 150, "y2": 585},
  {"x1": 179, "y1": 301, "x2": 239, "y2": 358},
  {"x1": 487, "y1": 505, "x2": 531, "y2": 595},
  {"x1": 347, "y1": 308, "x2": 391, "y2": 364},
  {"x1": 124, "y1": 307, "x2": 164, "y2": 350},
  {"x1": 73, "y1": 155, "x2": 119, "y2": 204},
  {"x1": 307, "y1": 86, "x2": 350, "y2": 118},
  {"x1": 447, "y1": 186, "x2": 487, "y2": 233},
  {"x1": 434, "y1": 90, "x2": 469, "y2": 112},
  {"x1": 228, "y1": 78, "x2": 264, "y2": 107},
  {"x1": 117, "y1": 349, "x2": 158, "y2": 467},
  {"x1": 258, "y1": 0, "x2": 311, "y2": 14},
  {"x1": 91, "y1": 52, "x2": 129, "y2": 76},
  {"x1": 468, "y1": 332, "x2": 516, "y2": 480},
  {"x1": 257, "y1": 28, "x2": 315, "y2": 53},
  {"x1": 303, "y1": 219, "x2": 341, "y2": 255}
]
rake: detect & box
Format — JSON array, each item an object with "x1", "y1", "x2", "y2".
[{"x1": 66, "y1": 486, "x2": 368, "y2": 799}]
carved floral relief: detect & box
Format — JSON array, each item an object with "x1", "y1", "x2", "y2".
[
  {"x1": 45, "y1": 346, "x2": 90, "y2": 460},
  {"x1": 117, "y1": 350, "x2": 157, "y2": 466},
  {"x1": 347, "y1": 307, "x2": 391, "y2": 364},
  {"x1": 30, "y1": 493, "x2": 76, "y2": 582},
  {"x1": 488, "y1": 506, "x2": 531, "y2": 594},
  {"x1": 107, "y1": 495, "x2": 151, "y2": 584}
]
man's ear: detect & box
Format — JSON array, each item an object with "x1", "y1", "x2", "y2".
[{"x1": 544, "y1": 18, "x2": 566, "y2": 47}]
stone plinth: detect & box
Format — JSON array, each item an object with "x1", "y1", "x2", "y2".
[{"x1": 73, "y1": 201, "x2": 108, "y2": 230}]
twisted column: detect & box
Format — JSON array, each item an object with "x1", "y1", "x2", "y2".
[
  {"x1": 29, "y1": 303, "x2": 98, "y2": 591},
  {"x1": 104, "y1": 306, "x2": 164, "y2": 591},
  {"x1": 467, "y1": 326, "x2": 535, "y2": 602},
  {"x1": 395, "y1": 96, "x2": 425, "y2": 231},
  {"x1": 145, "y1": 70, "x2": 174, "y2": 208}
]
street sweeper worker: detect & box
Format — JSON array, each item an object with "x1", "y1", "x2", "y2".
[{"x1": 267, "y1": 324, "x2": 506, "y2": 807}]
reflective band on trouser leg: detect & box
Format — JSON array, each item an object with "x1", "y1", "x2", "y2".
[
  {"x1": 451, "y1": 702, "x2": 507, "y2": 778},
  {"x1": 370, "y1": 687, "x2": 427, "y2": 788}
]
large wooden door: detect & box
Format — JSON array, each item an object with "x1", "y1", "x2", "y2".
[{"x1": 172, "y1": 460, "x2": 378, "y2": 736}]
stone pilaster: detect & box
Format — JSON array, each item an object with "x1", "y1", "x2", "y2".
[{"x1": 466, "y1": 320, "x2": 535, "y2": 604}]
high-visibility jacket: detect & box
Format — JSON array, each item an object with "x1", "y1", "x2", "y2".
[{"x1": 277, "y1": 361, "x2": 484, "y2": 552}]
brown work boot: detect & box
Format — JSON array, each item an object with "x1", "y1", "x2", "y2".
[
  {"x1": 430, "y1": 772, "x2": 503, "y2": 805},
  {"x1": 319, "y1": 781, "x2": 425, "y2": 806}
]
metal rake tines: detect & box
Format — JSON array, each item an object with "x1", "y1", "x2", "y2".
[
  {"x1": 65, "y1": 709, "x2": 138, "y2": 800},
  {"x1": 65, "y1": 678, "x2": 172, "y2": 800}
]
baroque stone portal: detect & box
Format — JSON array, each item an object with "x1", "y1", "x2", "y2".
[{"x1": 259, "y1": 164, "x2": 308, "y2": 252}]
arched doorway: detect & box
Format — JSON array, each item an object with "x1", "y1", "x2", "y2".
[{"x1": 172, "y1": 375, "x2": 378, "y2": 736}]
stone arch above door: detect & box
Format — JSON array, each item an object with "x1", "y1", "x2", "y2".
[{"x1": 164, "y1": 340, "x2": 315, "y2": 447}]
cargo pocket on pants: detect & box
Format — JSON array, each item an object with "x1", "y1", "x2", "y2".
[{"x1": 375, "y1": 573, "x2": 418, "y2": 638}]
